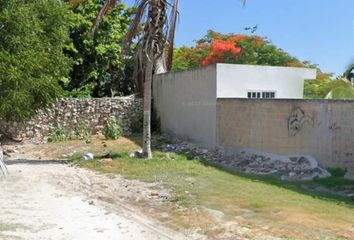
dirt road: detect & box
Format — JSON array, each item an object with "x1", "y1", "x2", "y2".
[{"x1": 0, "y1": 163, "x2": 188, "y2": 240}]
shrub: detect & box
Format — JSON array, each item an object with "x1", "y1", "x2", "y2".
[
  {"x1": 327, "y1": 168, "x2": 347, "y2": 178},
  {"x1": 314, "y1": 176, "x2": 354, "y2": 189},
  {"x1": 103, "y1": 117, "x2": 123, "y2": 140},
  {"x1": 48, "y1": 127, "x2": 70, "y2": 143},
  {"x1": 74, "y1": 123, "x2": 91, "y2": 143}
]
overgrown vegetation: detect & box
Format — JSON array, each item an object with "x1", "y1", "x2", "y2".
[
  {"x1": 74, "y1": 123, "x2": 92, "y2": 143},
  {"x1": 48, "y1": 123, "x2": 92, "y2": 143},
  {"x1": 48, "y1": 127, "x2": 70, "y2": 143},
  {"x1": 103, "y1": 117, "x2": 123, "y2": 140},
  {"x1": 328, "y1": 167, "x2": 348, "y2": 178},
  {"x1": 304, "y1": 76, "x2": 354, "y2": 99},
  {"x1": 64, "y1": 0, "x2": 135, "y2": 97},
  {"x1": 314, "y1": 167, "x2": 354, "y2": 192},
  {"x1": 314, "y1": 176, "x2": 354, "y2": 189},
  {"x1": 0, "y1": 0, "x2": 72, "y2": 121}
]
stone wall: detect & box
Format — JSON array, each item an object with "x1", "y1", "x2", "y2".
[
  {"x1": 217, "y1": 99, "x2": 354, "y2": 175},
  {"x1": 0, "y1": 95, "x2": 142, "y2": 141}
]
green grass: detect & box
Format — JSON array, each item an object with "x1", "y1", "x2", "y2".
[
  {"x1": 73, "y1": 147, "x2": 354, "y2": 239},
  {"x1": 314, "y1": 176, "x2": 354, "y2": 188},
  {"x1": 313, "y1": 167, "x2": 354, "y2": 195}
]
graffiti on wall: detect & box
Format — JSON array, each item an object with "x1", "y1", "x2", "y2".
[
  {"x1": 288, "y1": 107, "x2": 314, "y2": 137},
  {"x1": 329, "y1": 122, "x2": 341, "y2": 131}
]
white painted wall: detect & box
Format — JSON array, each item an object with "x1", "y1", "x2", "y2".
[
  {"x1": 216, "y1": 64, "x2": 317, "y2": 99},
  {"x1": 153, "y1": 65, "x2": 217, "y2": 146},
  {"x1": 153, "y1": 63, "x2": 317, "y2": 148}
]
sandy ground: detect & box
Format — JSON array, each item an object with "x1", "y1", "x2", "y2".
[{"x1": 0, "y1": 163, "x2": 188, "y2": 240}]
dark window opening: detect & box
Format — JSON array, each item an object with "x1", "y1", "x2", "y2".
[{"x1": 247, "y1": 91, "x2": 276, "y2": 99}]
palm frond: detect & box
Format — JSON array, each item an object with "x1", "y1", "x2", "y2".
[
  {"x1": 166, "y1": 0, "x2": 179, "y2": 71},
  {"x1": 90, "y1": 0, "x2": 117, "y2": 37},
  {"x1": 344, "y1": 63, "x2": 354, "y2": 79},
  {"x1": 124, "y1": 0, "x2": 149, "y2": 49}
]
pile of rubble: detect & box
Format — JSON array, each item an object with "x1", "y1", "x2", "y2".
[
  {"x1": 156, "y1": 136, "x2": 330, "y2": 181},
  {"x1": 222, "y1": 151, "x2": 330, "y2": 180}
]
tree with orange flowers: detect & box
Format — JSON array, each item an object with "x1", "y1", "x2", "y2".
[
  {"x1": 173, "y1": 30, "x2": 303, "y2": 71},
  {"x1": 202, "y1": 39, "x2": 241, "y2": 66}
]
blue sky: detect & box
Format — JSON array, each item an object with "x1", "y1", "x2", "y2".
[{"x1": 124, "y1": 0, "x2": 354, "y2": 76}]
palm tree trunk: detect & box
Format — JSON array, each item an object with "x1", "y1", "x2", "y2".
[
  {"x1": 155, "y1": 54, "x2": 167, "y2": 74},
  {"x1": 142, "y1": 55, "x2": 154, "y2": 159}
]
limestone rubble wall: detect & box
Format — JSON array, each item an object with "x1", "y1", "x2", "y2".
[{"x1": 0, "y1": 95, "x2": 142, "y2": 141}]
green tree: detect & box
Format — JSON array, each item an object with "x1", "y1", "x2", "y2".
[
  {"x1": 64, "y1": 0, "x2": 135, "y2": 97},
  {"x1": 0, "y1": 0, "x2": 72, "y2": 121},
  {"x1": 302, "y1": 62, "x2": 354, "y2": 99},
  {"x1": 305, "y1": 77, "x2": 354, "y2": 99},
  {"x1": 304, "y1": 70, "x2": 334, "y2": 99},
  {"x1": 173, "y1": 30, "x2": 302, "y2": 71}
]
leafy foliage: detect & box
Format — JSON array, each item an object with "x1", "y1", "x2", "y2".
[
  {"x1": 173, "y1": 30, "x2": 354, "y2": 99},
  {"x1": 303, "y1": 68, "x2": 335, "y2": 99},
  {"x1": 327, "y1": 168, "x2": 347, "y2": 178},
  {"x1": 48, "y1": 123, "x2": 92, "y2": 143},
  {"x1": 202, "y1": 39, "x2": 241, "y2": 66},
  {"x1": 64, "y1": 0, "x2": 135, "y2": 97},
  {"x1": 103, "y1": 117, "x2": 123, "y2": 140},
  {"x1": 304, "y1": 77, "x2": 354, "y2": 99},
  {"x1": 173, "y1": 30, "x2": 302, "y2": 71},
  {"x1": 0, "y1": 0, "x2": 73, "y2": 121},
  {"x1": 327, "y1": 85, "x2": 354, "y2": 99},
  {"x1": 48, "y1": 127, "x2": 70, "y2": 143},
  {"x1": 74, "y1": 123, "x2": 92, "y2": 143},
  {"x1": 314, "y1": 168, "x2": 353, "y2": 190}
]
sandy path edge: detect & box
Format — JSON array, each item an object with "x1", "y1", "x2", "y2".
[{"x1": 0, "y1": 162, "x2": 191, "y2": 240}]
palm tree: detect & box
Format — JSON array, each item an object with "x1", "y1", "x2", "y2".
[
  {"x1": 344, "y1": 63, "x2": 354, "y2": 82},
  {"x1": 91, "y1": 0, "x2": 246, "y2": 158},
  {"x1": 91, "y1": 0, "x2": 179, "y2": 158}
]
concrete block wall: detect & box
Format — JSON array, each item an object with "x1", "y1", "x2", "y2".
[
  {"x1": 217, "y1": 99, "x2": 354, "y2": 174},
  {"x1": 153, "y1": 65, "x2": 217, "y2": 146}
]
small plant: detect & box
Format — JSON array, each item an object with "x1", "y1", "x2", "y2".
[
  {"x1": 328, "y1": 168, "x2": 347, "y2": 178},
  {"x1": 103, "y1": 117, "x2": 123, "y2": 140},
  {"x1": 74, "y1": 123, "x2": 91, "y2": 143},
  {"x1": 48, "y1": 127, "x2": 69, "y2": 142},
  {"x1": 314, "y1": 167, "x2": 353, "y2": 189}
]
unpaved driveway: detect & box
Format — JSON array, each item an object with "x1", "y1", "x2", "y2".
[{"x1": 0, "y1": 163, "x2": 188, "y2": 240}]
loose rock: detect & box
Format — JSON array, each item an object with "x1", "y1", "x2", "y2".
[{"x1": 156, "y1": 135, "x2": 330, "y2": 181}]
